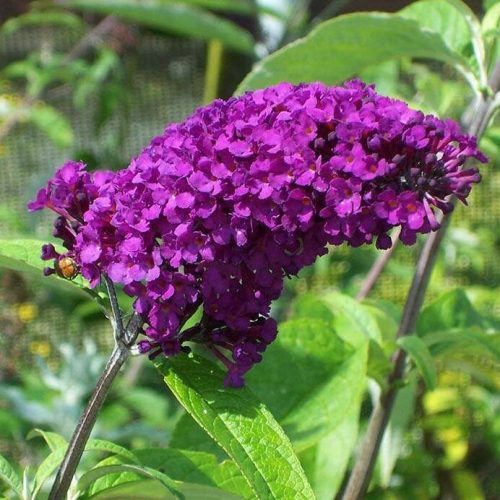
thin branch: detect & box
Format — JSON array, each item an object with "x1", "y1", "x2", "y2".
[
  {"x1": 104, "y1": 275, "x2": 125, "y2": 342},
  {"x1": 342, "y1": 63, "x2": 500, "y2": 500},
  {"x1": 48, "y1": 344, "x2": 129, "y2": 500},
  {"x1": 356, "y1": 227, "x2": 401, "y2": 301},
  {"x1": 64, "y1": 15, "x2": 118, "y2": 63},
  {"x1": 48, "y1": 278, "x2": 142, "y2": 500}
]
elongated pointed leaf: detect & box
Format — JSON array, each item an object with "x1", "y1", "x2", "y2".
[
  {"x1": 89, "y1": 478, "x2": 241, "y2": 499},
  {"x1": 237, "y1": 12, "x2": 475, "y2": 92},
  {"x1": 27, "y1": 429, "x2": 68, "y2": 452},
  {"x1": 77, "y1": 464, "x2": 182, "y2": 497},
  {"x1": 31, "y1": 437, "x2": 142, "y2": 498},
  {"x1": 423, "y1": 329, "x2": 500, "y2": 360},
  {"x1": 32, "y1": 447, "x2": 66, "y2": 499},
  {"x1": 30, "y1": 103, "x2": 74, "y2": 148},
  {"x1": 62, "y1": 0, "x2": 255, "y2": 54},
  {"x1": 86, "y1": 449, "x2": 252, "y2": 499},
  {"x1": 86, "y1": 439, "x2": 141, "y2": 464},
  {"x1": 0, "y1": 453, "x2": 22, "y2": 497},
  {"x1": 377, "y1": 376, "x2": 417, "y2": 487},
  {"x1": 398, "y1": 336, "x2": 438, "y2": 389},
  {"x1": 155, "y1": 355, "x2": 314, "y2": 499},
  {"x1": 0, "y1": 10, "x2": 84, "y2": 36}
]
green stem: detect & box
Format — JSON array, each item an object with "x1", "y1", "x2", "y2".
[{"x1": 203, "y1": 39, "x2": 224, "y2": 104}]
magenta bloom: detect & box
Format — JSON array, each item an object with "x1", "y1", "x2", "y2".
[{"x1": 29, "y1": 80, "x2": 485, "y2": 386}]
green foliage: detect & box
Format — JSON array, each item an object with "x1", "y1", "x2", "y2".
[
  {"x1": 85, "y1": 449, "x2": 250, "y2": 498},
  {"x1": 1, "y1": 0, "x2": 499, "y2": 498},
  {"x1": 62, "y1": 0, "x2": 256, "y2": 54},
  {"x1": 29, "y1": 104, "x2": 74, "y2": 148},
  {"x1": 247, "y1": 318, "x2": 368, "y2": 452},
  {"x1": 0, "y1": 453, "x2": 22, "y2": 497},
  {"x1": 238, "y1": 10, "x2": 478, "y2": 93},
  {"x1": 0, "y1": 239, "x2": 87, "y2": 292},
  {"x1": 398, "y1": 336, "x2": 438, "y2": 389},
  {"x1": 417, "y1": 289, "x2": 488, "y2": 335},
  {"x1": 0, "y1": 10, "x2": 84, "y2": 36},
  {"x1": 155, "y1": 354, "x2": 315, "y2": 499}
]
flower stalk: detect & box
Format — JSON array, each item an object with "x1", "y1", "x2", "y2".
[
  {"x1": 48, "y1": 344, "x2": 129, "y2": 500},
  {"x1": 48, "y1": 280, "x2": 141, "y2": 500}
]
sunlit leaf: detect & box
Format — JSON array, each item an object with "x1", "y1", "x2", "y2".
[
  {"x1": 155, "y1": 354, "x2": 314, "y2": 499},
  {"x1": 237, "y1": 12, "x2": 476, "y2": 92},
  {"x1": 0, "y1": 453, "x2": 22, "y2": 498}
]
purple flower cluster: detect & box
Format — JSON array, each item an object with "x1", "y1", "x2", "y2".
[{"x1": 29, "y1": 80, "x2": 485, "y2": 386}]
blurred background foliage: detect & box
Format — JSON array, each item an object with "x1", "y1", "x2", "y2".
[{"x1": 0, "y1": 0, "x2": 499, "y2": 499}]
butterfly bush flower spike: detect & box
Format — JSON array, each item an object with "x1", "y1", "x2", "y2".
[{"x1": 29, "y1": 80, "x2": 486, "y2": 387}]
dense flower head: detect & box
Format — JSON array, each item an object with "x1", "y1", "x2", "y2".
[{"x1": 29, "y1": 80, "x2": 485, "y2": 386}]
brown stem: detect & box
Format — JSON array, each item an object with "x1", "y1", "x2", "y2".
[
  {"x1": 356, "y1": 227, "x2": 401, "y2": 301},
  {"x1": 49, "y1": 279, "x2": 142, "y2": 500},
  {"x1": 48, "y1": 344, "x2": 129, "y2": 500},
  {"x1": 342, "y1": 63, "x2": 500, "y2": 500}
]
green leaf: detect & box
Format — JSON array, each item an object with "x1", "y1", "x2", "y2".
[
  {"x1": 29, "y1": 103, "x2": 74, "y2": 148},
  {"x1": 31, "y1": 437, "x2": 141, "y2": 498},
  {"x1": 0, "y1": 453, "x2": 22, "y2": 497},
  {"x1": 62, "y1": 0, "x2": 255, "y2": 54},
  {"x1": 299, "y1": 406, "x2": 360, "y2": 499},
  {"x1": 423, "y1": 329, "x2": 500, "y2": 360},
  {"x1": 237, "y1": 12, "x2": 475, "y2": 93},
  {"x1": 170, "y1": 414, "x2": 227, "y2": 461},
  {"x1": 85, "y1": 439, "x2": 141, "y2": 465},
  {"x1": 398, "y1": 336, "x2": 438, "y2": 389},
  {"x1": 77, "y1": 464, "x2": 182, "y2": 498},
  {"x1": 88, "y1": 478, "x2": 242, "y2": 499},
  {"x1": 399, "y1": 0, "x2": 471, "y2": 55},
  {"x1": 151, "y1": 0, "x2": 262, "y2": 16},
  {"x1": 74, "y1": 48, "x2": 120, "y2": 109},
  {"x1": 86, "y1": 449, "x2": 251, "y2": 499},
  {"x1": 291, "y1": 291, "x2": 382, "y2": 347},
  {"x1": 441, "y1": 0, "x2": 487, "y2": 86},
  {"x1": 27, "y1": 428, "x2": 68, "y2": 452},
  {"x1": 155, "y1": 354, "x2": 314, "y2": 499},
  {"x1": 0, "y1": 239, "x2": 89, "y2": 293},
  {"x1": 417, "y1": 289, "x2": 486, "y2": 335},
  {"x1": 246, "y1": 318, "x2": 368, "y2": 451},
  {"x1": 32, "y1": 447, "x2": 66, "y2": 499},
  {"x1": 0, "y1": 10, "x2": 84, "y2": 36},
  {"x1": 482, "y1": 2, "x2": 500, "y2": 70},
  {"x1": 376, "y1": 376, "x2": 417, "y2": 487},
  {"x1": 485, "y1": 0, "x2": 500, "y2": 9}
]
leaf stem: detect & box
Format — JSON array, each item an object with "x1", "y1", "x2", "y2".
[{"x1": 342, "y1": 63, "x2": 500, "y2": 500}]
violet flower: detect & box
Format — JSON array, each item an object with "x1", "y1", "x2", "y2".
[{"x1": 29, "y1": 80, "x2": 485, "y2": 386}]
